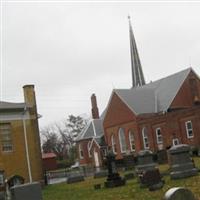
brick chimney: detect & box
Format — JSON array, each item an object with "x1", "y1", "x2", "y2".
[
  {"x1": 23, "y1": 84, "x2": 37, "y2": 115},
  {"x1": 91, "y1": 93, "x2": 99, "y2": 119}
]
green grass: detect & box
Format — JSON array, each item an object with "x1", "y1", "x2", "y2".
[{"x1": 42, "y1": 157, "x2": 200, "y2": 200}]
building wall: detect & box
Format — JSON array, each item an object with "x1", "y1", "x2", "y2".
[
  {"x1": 170, "y1": 71, "x2": 200, "y2": 108},
  {"x1": 105, "y1": 121, "x2": 139, "y2": 160},
  {"x1": 0, "y1": 120, "x2": 29, "y2": 181},
  {"x1": 25, "y1": 118, "x2": 43, "y2": 182},
  {"x1": 103, "y1": 72, "x2": 200, "y2": 160},
  {"x1": 104, "y1": 106, "x2": 200, "y2": 160},
  {"x1": 0, "y1": 85, "x2": 43, "y2": 183},
  {"x1": 0, "y1": 117, "x2": 43, "y2": 183},
  {"x1": 90, "y1": 141, "x2": 103, "y2": 167},
  {"x1": 103, "y1": 92, "x2": 137, "y2": 146},
  {"x1": 103, "y1": 92, "x2": 136, "y2": 129},
  {"x1": 138, "y1": 106, "x2": 200, "y2": 151},
  {"x1": 77, "y1": 139, "x2": 93, "y2": 166}
]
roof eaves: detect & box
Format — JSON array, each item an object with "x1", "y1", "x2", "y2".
[
  {"x1": 92, "y1": 137, "x2": 101, "y2": 149},
  {"x1": 102, "y1": 89, "x2": 116, "y2": 125},
  {"x1": 76, "y1": 122, "x2": 91, "y2": 142},
  {"x1": 91, "y1": 120, "x2": 97, "y2": 136}
]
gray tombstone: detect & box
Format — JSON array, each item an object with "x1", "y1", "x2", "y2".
[
  {"x1": 10, "y1": 182, "x2": 42, "y2": 200},
  {"x1": 169, "y1": 144, "x2": 198, "y2": 179},
  {"x1": 135, "y1": 150, "x2": 156, "y2": 173},
  {"x1": 164, "y1": 187, "x2": 196, "y2": 200}
]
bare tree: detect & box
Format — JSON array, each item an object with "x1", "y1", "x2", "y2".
[{"x1": 41, "y1": 114, "x2": 88, "y2": 163}]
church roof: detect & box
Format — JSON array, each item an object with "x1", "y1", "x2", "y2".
[
  {"x1": 94, "y1": 136, "x2": 106, "y2": 147},
  {"x1": 76, "y1": 118, "x2": 104, "y2": 141},
  {"x1": 114, "y1": 68, "x2": 192, "y2": 115},
  {"x1": 0, "y1": 101, "x2": 26, "y2": 110}
]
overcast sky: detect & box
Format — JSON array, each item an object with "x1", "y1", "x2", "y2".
[{"x1": 1, "y1": 1, "x2": 200, "y2": 127}]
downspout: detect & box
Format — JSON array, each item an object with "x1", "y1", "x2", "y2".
[
  {"x1": 22, "y1": 108, "x2": 32, "y2": 183},
  {"x1": 155, "y1": 91, "x2": 158, "y2": 113}
]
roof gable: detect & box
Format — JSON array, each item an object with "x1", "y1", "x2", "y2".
[
  {"x1": 103, "y1": 92, "x2": 136, "y2": 128},
  {"x1": 76, "y1": 119, "x2": 104, "y2": 141},
  {"x1": 115, "y1": 68, "x2": 192, "y2": 114}
]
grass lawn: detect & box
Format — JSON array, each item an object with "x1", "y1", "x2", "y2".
[{"x1": 42, "y1": 157, "x2": 200, "y2": 200}]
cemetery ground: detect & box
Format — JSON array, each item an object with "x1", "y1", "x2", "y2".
[{"x1": 42, "y1": 157, "x2": 200, "y2": 200}]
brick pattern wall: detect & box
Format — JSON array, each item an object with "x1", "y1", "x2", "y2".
[
  {"x1": 77, "y1": 139, "x2": 93, "y2": 166},
  {"x1": 103, "y1": 72, "x2": 200, "y2": 160},
  {"x1": 0, "y1": 117, "x2": 43, "y2": 183}
]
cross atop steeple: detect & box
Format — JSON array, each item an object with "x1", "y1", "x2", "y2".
[{"x1": 128, "y1": 15, "x2": 146, "y2": 88}]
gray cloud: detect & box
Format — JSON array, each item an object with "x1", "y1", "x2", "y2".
[{"x1": 1, "y1": 2, "x2": 200, "y2": 126}]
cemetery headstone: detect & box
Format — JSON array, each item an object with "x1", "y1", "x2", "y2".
[
  {"x1": 67, "y1": 173, "x2": 84, "y2": 184},
  {"x1": 104, "y1": 149, "x2": 126, "y2": 188},
  {"x1": 139, "y1": 168, "x2": 164, "y2": 191},
  {"x1": 169, "y1": 144, "x2": 198, "y2": 179},
  {"x1": 135, "y1": 150, "x2": 164, "y2": 190},
  {"x1": 135, "y1": 150, "x2": 156, "y2": 173},
  {"x1": 10, "y1": 182, "x2": 42, "y2": 200},
  {"x1": 164, "y1": 187, "x2": 196, "y2": 200},
  {"x1": 123, "y1": 154, "x2": 135, "y2": 170}
]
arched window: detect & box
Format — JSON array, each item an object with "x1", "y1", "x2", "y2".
[
  {"x1": 87, "y1": 141, "x2": 92, "y2": 157},
  {"x1": 156, "y1": 128, "x2": 163, "y2": 144},
  {"x1": 129, "y1": 130, "x2": 135, "y2": 152},
  {"x1": 79, "y1": 144, "x2": 84, "y2": 159},
  {"x1": 142, "y1": 127, "x2": 149, "y2": 149},
  {"x1": 111, "y1": 134, "x2": 117, "y2": 154},
  {"x1": 119, "y1": 128, "x2": 127, "y2": 153}
]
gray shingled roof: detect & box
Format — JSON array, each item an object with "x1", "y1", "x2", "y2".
[
  {"x1": 76, "y1": 119, "x2": 104, "y2": 141},
  {"x1": 115, "y1": 68, "x2": 192, "y2": 115},
  {"x1": 0, "y1": 101, "x2": 26, "y2": 110},
  {"x1": 94, "y1": 136, "x2": 107, "y2": 147}
]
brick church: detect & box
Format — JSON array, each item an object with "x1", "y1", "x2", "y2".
[{"x1": 77, "y1": 17, "x2": 200, "y2": 167}]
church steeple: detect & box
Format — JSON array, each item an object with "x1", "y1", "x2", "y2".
[{"x1": 128, "y1": 16, "x2": 145, "y2": 88}]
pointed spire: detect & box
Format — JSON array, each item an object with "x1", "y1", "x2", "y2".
[{"x1": 128, "y1": 15, "x2": 145, "y2": 88}]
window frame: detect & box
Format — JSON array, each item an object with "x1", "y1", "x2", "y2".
[
  {"x1": 87, "y1": 141, "x2": 92, "y2": 158},
  {"x1": 142, "y1": 127, "x2": 149, "y2": 149},
  {"x1": 79, "y1": 144, "x2": 84, "y2": 159},
  {"x1": 172, "y1": 138, "x2": 179, "y2": 146},
  {"x1": 111, "y1": 134, "x2": 117, "y2": 154},
  {"x1": 185, "y1": 120, "x2": 194, "y2": 139},
  {"x1": 0, "y1": 124, "x2": 13, "y2": 153},
  {"x1": 155, "y1": 128, "x2": 163, "y2": 144},
  {"x1": 118, "y1": 128, "x2": 127, "y2": 153},
  {"x1": 128, "y1": 130, "x2": 135, "y2": 152}
]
